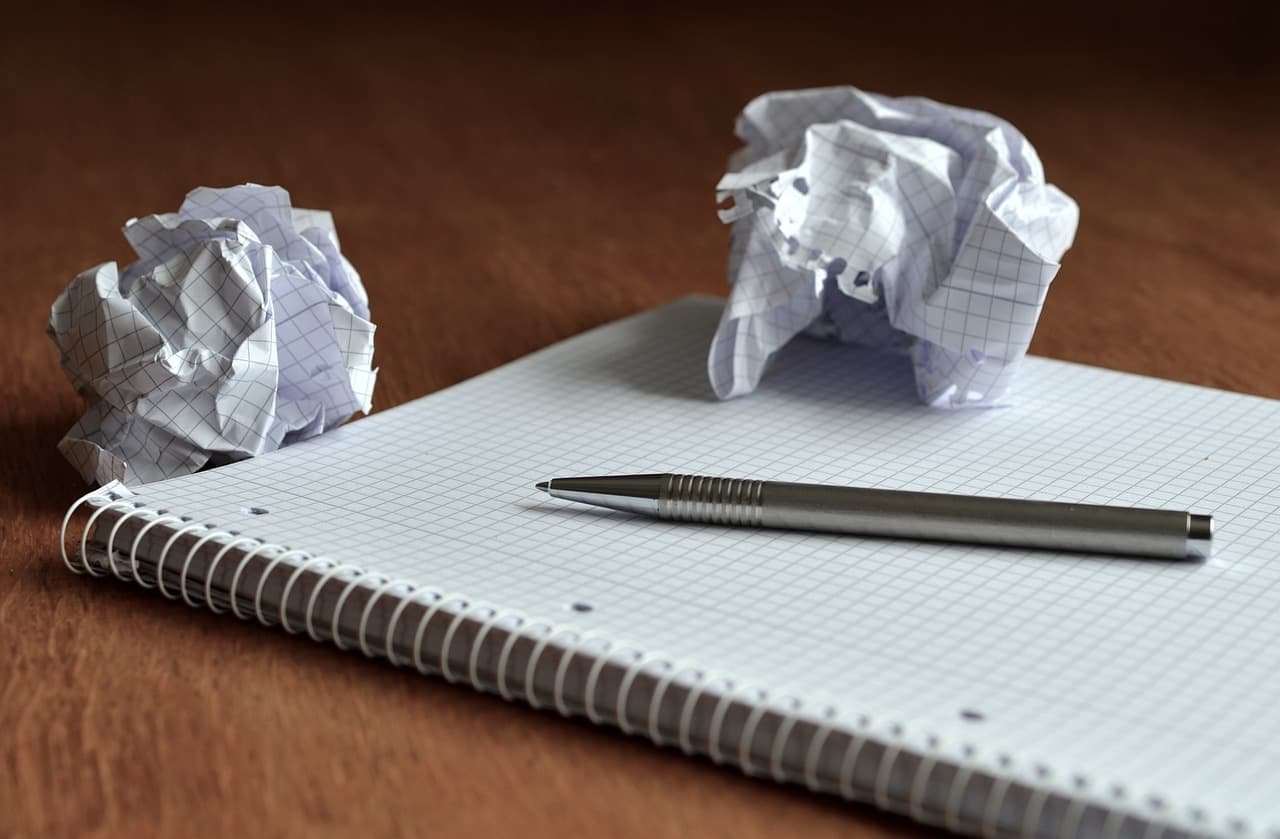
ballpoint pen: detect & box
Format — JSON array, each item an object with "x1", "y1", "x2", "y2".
[{"x1": 535, "y1": 473, "x2": 1214, "y2": 560}]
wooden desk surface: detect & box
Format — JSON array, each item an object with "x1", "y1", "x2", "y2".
[{"x1": 3, "y1": 5, "x2": 1277, "y2": 837}]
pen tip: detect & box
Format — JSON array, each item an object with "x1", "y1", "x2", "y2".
[{"x1": 535, "y1": 481, "x2": 550, "y2": 492}]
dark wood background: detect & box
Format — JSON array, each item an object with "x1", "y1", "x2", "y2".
[{"x1": 3, "y1": 3, "x2": 1277, "y2": 836}]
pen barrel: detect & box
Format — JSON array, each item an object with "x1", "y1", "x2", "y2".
[{"x1": 658, "y1": 476, "x2": 1209, "y2": 559}]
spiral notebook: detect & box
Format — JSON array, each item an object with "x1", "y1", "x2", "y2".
[{"x1": 62, "y1": 297, "x2": 1280, "y2": 839}]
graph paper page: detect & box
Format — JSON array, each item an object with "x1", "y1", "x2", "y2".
[{"x1": 123, "y1": 297, "x2": 1280, "y2": 834}]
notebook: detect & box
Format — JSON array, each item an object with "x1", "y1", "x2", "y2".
[{"x1": 61, "y1": 297, "x2": 1280, "y2": 839}]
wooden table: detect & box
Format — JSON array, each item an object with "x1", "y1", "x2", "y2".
[{"x1": 4, "y1": 5, "x2": 1277, "y2": 837}]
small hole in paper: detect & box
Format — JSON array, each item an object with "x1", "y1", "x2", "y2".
[
  {"x1": 568, "y1": 601, "x2": 593, "y2": 613},
  {"x1": 959, "y1": 708, "x2": 985, "y2": 722},
  {"x1": 241, "y1": 507, "x2": 269, "y2": 516}
]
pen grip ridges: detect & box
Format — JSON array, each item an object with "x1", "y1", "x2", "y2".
[{"x1": 660, "y1": 474, "x2": 765, "y2": 526}]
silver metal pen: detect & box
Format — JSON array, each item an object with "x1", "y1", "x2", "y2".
[{"x1": 535, "y1": 474, "x2": 1214, "y2": 560}]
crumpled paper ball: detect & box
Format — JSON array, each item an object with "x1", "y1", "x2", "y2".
[
  {"x1": 708, "y1": 87, "x2": 1079, "y2": 406},
  {"x1": 48, "y1": 184, "x2": 376, "y2": 485}
]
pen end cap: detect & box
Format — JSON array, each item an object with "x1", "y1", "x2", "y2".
[
  {"x1": 535, "y1": 481, "x2": 550, "y2": 492},
  {"x1": 1187, "y1": 513, "x2": 1214, "y2": 559}
]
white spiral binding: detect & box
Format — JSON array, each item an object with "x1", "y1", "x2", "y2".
[
  {"x1": 495, "y1": 615, "x2": 534, "y2": 701},
  {"x1": 279, "y1": 556, "x2": 336, "y2": 634},
  {"x1": 525, "y1": 627, "x2": 577, "y2": 711},
  {"x1": 585, "y1": 644, "x2": 641, "y2": 725},
  {"x1": 615, "y1": 653, "x2": 665, "y2": 735},
  {"x1": 680, "y1": 671, "x2": 730, "y2": 756},
  {"x1": 157, "y1": 522, "x2": 214, "y2": 599},
  {"x1": 876, "y1": 742, "x2": 904, "y2": 811},
  {"x1": 72, "y1": 499, "x2": 134, "y2": 576},
  {"x1": 434, "y1": 597, "x2": 483, "y2": 681},
  {"x1": 470, "y1": 608, "x2": 509, "y2": 684},
  {"x1": 60, "y1": 486, "x2": 1244, "y2": 839},
  {"x1": 227, "y1": 542, "x2": 278, "y2": 621},
  {"x1": 839, "y1": 722, "x2": 873, "y2": 804},
  {"x1": 705, "y1": 679, "x2": 744, "y2": 763},
  {"x1": 649, "y1": 663, "x2": 700, "y2": 747},
  {"x1": 359, "y1": 578, "x2": 414, "y2": 658},
  {"x1": 983, "y1": 766, "x2": 1015, "y2": 839},
  {"x1": 553, "y1": 635, "x2": 611, "y2": 717},
  {"x1": 1023, "y1": 781, "x2": 1052, "y2": 839},
  {"x1": 1102, "y1": 805, "x2": 1130, "y2": 839},
  {"x1": 102, "y1": 505, "x2": 148, "y2": 579},
  {"x1": 737, "y1": 690, "x2": 776, "y2": 776},
  {"x1": 304, "y1": 562, "x2": 360, "y2": 640},
  {"x1": 180, "y1": 529, "x2": 232, "y2": 607},
  {"x1": 126, "y1": 513, "x2": 187, "y2": 587},
  {"x1": 1142, "y1": 816, "x2": 1170, "y2": 839},
  {"x1": 1061, "y1": 791, "x2": 1090, "y2": 839},
  {"x1": 206, "y1": 536, "x2": 263, "y2": 613},
  {"x1": 803, "y1": 707, "x2": 838, "y2": 794},
  {"x1": 253, "y1": 549, "x2": 313, "y2": 625},
  {"x1": 910, "y1": 750, "x2": 940, "y2": 825},
  {"x1": 413, "y1": 592, "x2": 467, "y2": 675},
  {"x1": 769, "y1": 697, "x2": 804, "y2": 783},
  {"x1": 333, "y1": 571, "x2": 380, "y2": 649}
]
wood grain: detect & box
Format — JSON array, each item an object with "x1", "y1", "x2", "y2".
[{"x1": 2, "y1": 4, "x2": 1277, "y2": 838}]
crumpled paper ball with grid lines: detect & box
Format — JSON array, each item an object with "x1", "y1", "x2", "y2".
[
  {"x1": 709, "y1": 87, "x2": 1079, "y2": 407},
  {"x1": 48, "y1": 184, "x2": 376, "y2": 485}
]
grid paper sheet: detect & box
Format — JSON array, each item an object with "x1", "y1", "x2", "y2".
[
  {"x1": 47, "y1": 184, "x2": 376, "y2": 485},
  {"x1": 120, "y1": 298, "x2": 1280, "y2": 836},
  {"x1": 711, "y1": 87, "x2": 1078, "y2": 408}
]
